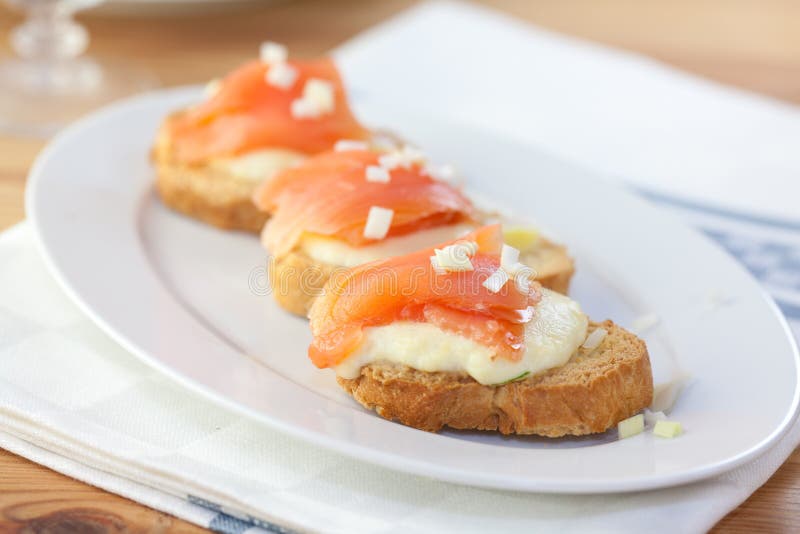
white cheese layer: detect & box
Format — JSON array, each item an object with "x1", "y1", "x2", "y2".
[
  {"x1": 300, "y1": 223, "x2": 475, "y2": 268},
  {"x1": 210, "y1": 148, "x2": 306, "y2": 182},
  {"x1": 335, "y1": 289, "x2": 589, "y2": 385}
]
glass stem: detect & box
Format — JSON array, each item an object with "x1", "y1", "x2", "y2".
[{"x1": 11, "y1": 2, "x2": 88, "y2": 60}]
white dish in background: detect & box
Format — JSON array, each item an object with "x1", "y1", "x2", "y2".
[{"x1": 26, "y1": 87, "x2": 799, "y2": 493}]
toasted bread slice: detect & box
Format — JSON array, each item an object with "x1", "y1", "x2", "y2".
[
  {"x1": 521, "y1": 238, "x2": 574, "y2": 295},
  {"x1": 337, "y1": 321, "x2": 652, "y2": 437},
  {"x1": 152, "y1": 115, "x2": 270, "y2": 233},
  {"x1": 269, "y1": 236, "x2": 575, "y2": 317}
]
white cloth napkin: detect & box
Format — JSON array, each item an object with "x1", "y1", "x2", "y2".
[
  {"x1": 1, "y1": 222, "x2": 798, "y2": 534},
  {"x1": 3, "y1": 2, "x2": 800, "y2": 533},
  {"x1": 335, "y1": 0, "x2": 800, "y2": 223}
]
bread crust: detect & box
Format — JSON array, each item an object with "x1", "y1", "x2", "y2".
[
  {"x1": 337, "y1": 321, "x2": 653, "y2": 437},
  {"x1": 269, "y1": 250, "x2": 341, "y2": 316},
  {"x1": 521, "y1": 238, "x2": 574, "y2": 294},
  {"x1": 269, "y1": 238, "x2": 575, "y2": 317},
  {"x1": 152, "y1": 116, "x2": 269, "y2": 233}
]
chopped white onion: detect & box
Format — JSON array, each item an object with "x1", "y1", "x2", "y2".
[
  {"x1": 303, "y1": 78, "x2": 335, "y2": 113},
  {"x1": 400, "y1": 145, "x2": 426, "y2": 165},
  {"x1": 378, "y1": 151, "x2": 404, "y2": 170},
  {"x1": 500, "y1": 244, "x2": 520, "y2": 272},
  {"x1": 334, "y1": 139, "x2": 369, "y2": 152},
  {"x1": 582, "y1": 327, "x2": 608, "y2": 350},
  {"x1": 618, "y1": 414, "x2": 644, "y2": 439},
  {"x1": 265, "y1": 62, "x2": 298, "y2": 90},
  {"x1": 482, "y1": 268, "x2": 509, "y2": 293},
  {"x1": 203, "y1": 78, "x2": 221, "y2": 99},
  {"x1": 377, "y1": 145, "x2": 426, "y2": 171},
  {"x1": 365, "y1": 165, "x2": 391, "y2": 183},
  {"x1": 430, "y1": 255, "x2": 446, "y2": 275},
  {"x1": 370, "y1": 133, "x2": 398, "y2": 152},
  {"x1": 363, "y1": 206, "x2": 393, "y2": 239},
  {"x1": 290, "y1": 98, "x2": 317, "y2": 119},
  {"x1": 259, "y1": 41, "x2": 288, "y2": 64},
  {"x1": 643, "y1": 409, "x2": 667, "y2": 426},
  {"x1": 505, "y1": 261, "x2": 527, "y2": 276},
  {"x1": 290, "y1": 78, "x2": 336, "y2": 119},
  {"x1": 454, "y1": 241, "x2": 478, "y2": 256},
  {"x1": 505, "y1": 261, "x2": 535, "y2": 294},
  {"x1": 434, "y1": 245, "x2": 474, "y2": 272},
  {"x1": 423, "y1": 163, "x2": 457, "y2": 182}
]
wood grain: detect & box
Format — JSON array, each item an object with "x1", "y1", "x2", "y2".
[
  {"x1": 1, "y1": 0, "x2": 799, "y2": 532},
  {"x1": 0, "y1": 448, "x2": 205, "y2": 533}
]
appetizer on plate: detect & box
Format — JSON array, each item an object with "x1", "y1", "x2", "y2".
[
  {"x1": 253, "y1": 145, "x2": 574, "y2": 316},
  {"x1": 308, "y1": 225, "x2": 653, "y2": 436},
  {"x1": 153, "y1": 42, "x2": 369, "y2": 232}
]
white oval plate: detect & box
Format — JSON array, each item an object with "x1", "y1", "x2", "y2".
[{"x1": 26, "y1": 87, "x2": 799, "y2": 493}]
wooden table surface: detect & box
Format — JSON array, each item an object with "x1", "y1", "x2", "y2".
[{"x1": 1, "y1": 0, "x2": 799, "y2": 532}]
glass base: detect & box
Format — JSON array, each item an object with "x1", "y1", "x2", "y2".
[{"x1": 0, "y1": 55, "x2": 158, "y2": 138}]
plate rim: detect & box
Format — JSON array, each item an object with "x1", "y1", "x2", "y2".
[{"x1": 25, "y1": 86, "x2": 800, "y2": 494}]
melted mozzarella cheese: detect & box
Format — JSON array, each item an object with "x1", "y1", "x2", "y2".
[
  {"x1": 335, "y1": 288, "x2": 589, "y2": 385},
  {"x1": 300, "y1": 223, "x2": 475, "y2": 268},
  {"x1": 210, "y1": 148, "x2": 306, "y2": 181}
]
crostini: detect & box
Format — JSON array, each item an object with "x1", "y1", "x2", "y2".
[
  {"x1": 308, "y1": 224, "x2": 653, "y2": 436},
  {"x1": 153, "y1": 42, "x2": 369, "y2": 232},
  {"x1": 253, "y1": 145, "x2": 575, "y2": 316}
]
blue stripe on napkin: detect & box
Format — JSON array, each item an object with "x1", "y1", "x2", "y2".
[
  {"x1": 209, "y1": 513, "x2": 257, "y2": 534},
  {"x1": 208, "y1": 512, "x2": 295, "y2": 534},
  {"x1": 641, "y1": 189, "x2": 800, "y2": 319},
  {"x1": 188, "y1": 495, "x2": 295, "y2": 534}
]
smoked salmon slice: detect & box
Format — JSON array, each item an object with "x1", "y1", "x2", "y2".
[
  {"x1": 255, "y1": 149, "x2": 477, "y2": 258},
  {"x1": 308, "y1": 225, "x2": 542, "y2": 369},
  {"x1": 166, "y1": 59, "x2": 368, "y2": 164}
]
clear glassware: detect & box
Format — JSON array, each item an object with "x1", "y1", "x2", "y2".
[{"x1": 0, "y1": 0, "x2": 158, "y2": 137}]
